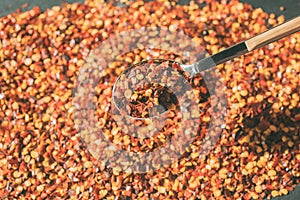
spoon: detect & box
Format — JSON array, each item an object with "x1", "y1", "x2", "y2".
[{"x1": 113, "y1": 16, "x2": 300, "y2": 119}]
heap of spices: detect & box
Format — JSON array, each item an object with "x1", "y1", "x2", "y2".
[{"x1": 0, "y1": 0, "x2": 299, "y2": 199}]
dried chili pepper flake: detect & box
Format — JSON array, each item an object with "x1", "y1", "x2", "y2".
[{"x1": 1, "y1": 0, "x2": 299, "y2": 199}]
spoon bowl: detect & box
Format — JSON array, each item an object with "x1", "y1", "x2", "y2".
[{"x1": 111, "y1": 59, "x2": 190, "y2": 139}]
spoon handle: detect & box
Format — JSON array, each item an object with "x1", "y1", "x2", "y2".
[
  {"x1": 245, "y1": 16, "x2": 300, "y2": 51},
  {"x1": 193, "y1": 16, "x2": 300, "y2": 74}
]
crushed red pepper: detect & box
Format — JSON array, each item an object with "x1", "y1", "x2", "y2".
[{"x1": 0, "y1": 0, "x2": 299, "y2": 199}]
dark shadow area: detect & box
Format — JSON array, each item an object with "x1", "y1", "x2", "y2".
[
  {"x1": 234, "y1": 105, "x2": 300, "y2": 199},
  {"x1": 239, "y1": 0, "x2": 300, "y2": 20}
]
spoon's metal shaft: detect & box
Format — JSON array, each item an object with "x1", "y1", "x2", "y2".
[{"x1": 194, "y1": 42, "x2": 248, "y2": 73}]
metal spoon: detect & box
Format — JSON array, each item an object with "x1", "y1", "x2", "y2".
[{"x1": 113, "y1": 16, "x2": 300, "y2": 118}]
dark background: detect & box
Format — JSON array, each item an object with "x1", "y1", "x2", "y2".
[
  {"x1": 0, "y1": 0, "x2": 299, "y2": 199},
  {"x1": 0, "y1": 0, "x2": 299, "y2": 19}
]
